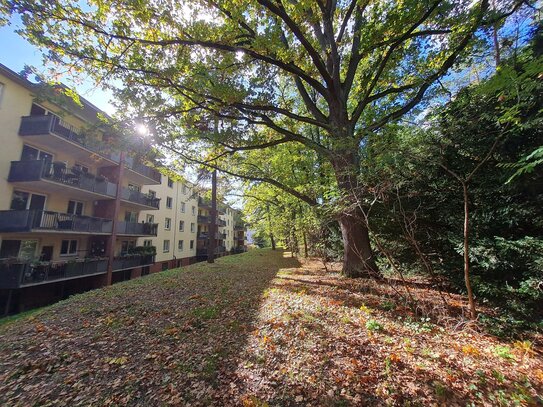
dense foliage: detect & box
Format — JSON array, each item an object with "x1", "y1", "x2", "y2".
[{"x1": 246, "y1": 27, "x2": 543, "y2": 332}]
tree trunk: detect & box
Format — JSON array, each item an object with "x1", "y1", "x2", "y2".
[
  {"x1": 462, "y1": 183, "x2": 477, "y2": 319},
  {"x1": 303, "y1": 230, "x2": 308, "y2": 258},
  {"x1": 333, "y1": 151, "x2": 380, "y2": 278},
  {"x1": 266, "y1": 205, "x2": 276, "y2": 250},
  {"x1": 338, "y1": 207, "x2": 379, "y2": 278}
]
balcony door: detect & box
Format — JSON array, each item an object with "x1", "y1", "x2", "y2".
[
  {"x1": 21, "y1": 144, "x2": 53, "y2": 163},
  {"x1": 10, "y1": 191, "x2": 46, "y2": 212}
]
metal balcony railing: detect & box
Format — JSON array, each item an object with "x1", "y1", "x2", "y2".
[
  {"x1": 116, "y1": 222, "x2": 158, "y2": 236},
  {"x1": 19, "y1": 115, "x2": 116, "y2": 158},
  {"x1": 120, "y1": 187, "x2": 160, "y2": 209},
  {"x1": 8, "y1": 160, "x2": 118, "y2": 197},
  {"x1": 0, "y1": 210, "x2": 113, "y2": 234},
  {"x1": 20, "y1": 115, "x2": 161, "y2": 183},
  {"x1": 0, "y1": 258, "x2": 108, "y2": 289},
  {"x1": 112, "y1": 254, "x2": 155, "y2": 271}
]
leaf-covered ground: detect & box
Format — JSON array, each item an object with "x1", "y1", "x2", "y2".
[{"x1": 0, "y1": 249, "x2": 541, "y2": 406}]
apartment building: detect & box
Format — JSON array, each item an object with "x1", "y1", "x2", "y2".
[
  {"x1": 0, "y1": 63, "x2": 248, "y2": 315},
  {"x1": 137, "y1": 177, "x2": 199, "y2": 271},
  {"x1": 0, "y1": 63, "x2": 161, "y2": 314}
]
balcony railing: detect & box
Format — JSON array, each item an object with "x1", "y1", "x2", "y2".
[
  {"x1": 112, "y1": 254, "x2": 155, "y2": 271},
  {"x1": 116, "y1": 221, "x2": 158, "y2": 236},
  {"x1": 0, "y1": 210, "x2": 113, "y2": 234},
  {"x1": 19, "y1": 115, "x2": 114, "y2": 158},
  {"x1": 20, "y1": 115, "x2": 161, "y2": 184},
  {"x1": 196, "y1": 246, "x2": 226, "y2": 257},
  {"x1": 129, "y1": 161, "x2": 162, "y2": 184},
  {"x1": 8, "y1": 160, "x2": 118, "y2": 197},
  {"x1": 120, "y1": 187, "x2": 160, "y2": 209},
  {"x1": 197, "y1": 232, "x2": 221, "y2": 240},
  {"x1": 196, "y1": 215, "x2": 226, "y2": 226},
  {"x1": 0, "y1": 258, "x2": 108, "y2": 289}
]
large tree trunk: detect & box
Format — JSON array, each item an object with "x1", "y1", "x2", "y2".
[
  {"x1": 333, "y1": 151, "x2": 380, "y2": 278},
  {"x1": 339, "y1": 206, "x2": 379, "y2": 278}
]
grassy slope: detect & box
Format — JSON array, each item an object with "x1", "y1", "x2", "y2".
[{"x1": 0, "y1": 249, "x2": 541, "y2": 406}]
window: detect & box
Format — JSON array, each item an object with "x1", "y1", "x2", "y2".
[
  {"x1": 60, "y1": 239, "x2": 78, "y2": 256},
  {"x1": 143, "y1": 239, "x2": 153, "y2": 247},
  {"x1": 19, "y1": 240, "x2": 38, "y2": 261},
  {"x1": 166, "y1": 197, "x2": 173, "y2": 209},
  {"x1": 120, "y1": 240, "x2": 135, "y2": 255},
  {"x1": 146, "y1": 214, "x2": 155, "y2": 223},
  {"x1": 179, "y1": 220, "x2": 185, "y2": 232},
  {"x1": 67, "y1": 200, "x2": 84, "y2": 216},
  {"x1": 168, "y1": 178, "x2": 174, "y2": 188},
  {"x1": 192, "y1": 206, "x2": 196, "y2": 215},
  {"x1": 21, "y1": 145, "x2": 53, "y2": 162},
  {"x1": 124, "y1": 211, "x2": 137, "y2": 222},
  {"x1": 190, "y1": 223, "x2": 195, "y2": 233},
  {"x1": 163, "y1": 240, "x2": 170, "y2": 253},
  {"x1": 165, "y1": 217, "x2": 171, "y2": 230},
  {"x1": 178, "y1": 240, "x2": 184, "y2": 251},
  {"x1": 190, "y1": 240, "x2": 194, "y2": 249},
  {"x1": 10, "y1": 191, "x2": 29, "y2": 210},
  {"x1": 10, "y1": 191, "x2": 46, "y2": 211},
  {"x1": 180, "y1": 202, "x2": 185, "y2": 213}
]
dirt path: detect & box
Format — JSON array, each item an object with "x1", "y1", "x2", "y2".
[{"x1": 0, "y1": 249, "x2": 541, "y2": 406}]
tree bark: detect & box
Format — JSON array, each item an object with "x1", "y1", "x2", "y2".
[
  {"x1": 266, "y1": 205, "x2": 276, "y2": 250},
  {"x1": 462, "y1": 182, "x2": 477, "y2": 319},
  {"x1": 333, "y1": 151, "x2": 381, "y2": 278},
  {"x1": 338, "y1": 207, "x2": 380, "y2": 278}
]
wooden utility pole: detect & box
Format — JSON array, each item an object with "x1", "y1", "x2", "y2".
[
  {"x1": 208, "y1": 169, "x2": 217, "y2": 263},
  {"x1": 105, "y1": 151, "x2": 125, "y2": 285}
]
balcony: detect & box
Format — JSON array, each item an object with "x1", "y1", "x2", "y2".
[
  {"x1": 197, "y1": 198, "x2": 225, "y2": 215},
  {"x1": 110, "y1": 153, "x2": 162, "y2": 185},
  {"x1": 19, "y1": 115, "x2": 161, "y2": 185},
  {"x1": 120, "y1": 187, "x2": 160, "y2": 210},
  {"x1": 116, "y1": 221, "x2": 158, "y2": 236},
  {"x1": 8, "y1": 160, "x2": 117, "y2": 200},
  {"x1": 196, "y1": 246, "x2": 226, "y2": 257},
  {"x1": 19, "y1": 115, "x2": 118, "y2": 166},
  {"x1": 197, "y1": 232, "x2": 228, "y2": 240},
  {"x1": 0, "y1": 258, "x2": 108, "y2": 289},
  {"x1": 196, "y1": 215, "x2": 226, "y2": 226},
  {"x1": 197, "y1": 215, "x2": 210, "y2": 224},
  {"x1": 0, "y1": 210, "x2": 113, "y2": 234},
  {"x1": 112, "y1": 254, "x2": 155, "y2": 271}
]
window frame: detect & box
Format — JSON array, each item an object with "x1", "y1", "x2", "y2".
[{"x1": 60, "y1": 239, "x2": 78, "y2": 256}]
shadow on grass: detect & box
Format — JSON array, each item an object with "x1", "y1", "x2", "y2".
[
  {"x1": 0, "y1": 249, "x2": 301, "y2": 406},
  {"x1": 1, "y1": 250, "x2": 540, "y2": 406}
]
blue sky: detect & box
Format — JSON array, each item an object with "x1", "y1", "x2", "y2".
[{"x1": 0, "y1": 21, "x2": 115, "y2": 114}]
